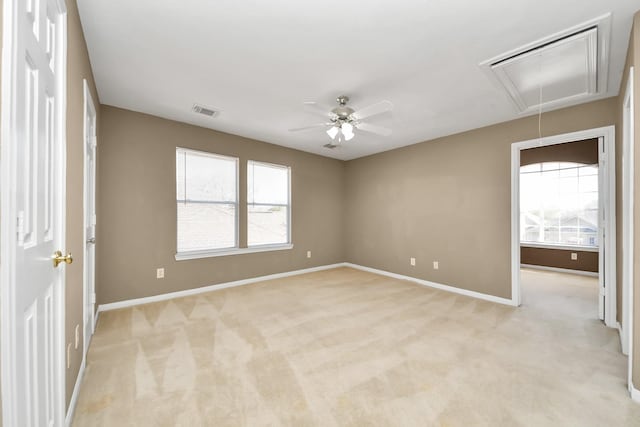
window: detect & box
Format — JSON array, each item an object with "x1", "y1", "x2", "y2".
[
  {"x1": 176, "y1": 148, "x2": 238, "y2": 253},
  {"x1": 247, "y1": 161, "x2": 290, "y2": 246},
  {"x1": 520, "y1": 162, "x2": 598, "y2": 247}
]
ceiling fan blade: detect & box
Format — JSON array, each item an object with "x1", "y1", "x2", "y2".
[
  {"x1": 351, "y1": 100, "x2": 393, "y2": 120},
  {"x1": 288, "y1": 123, "x2": 330, "y2": 132},
  {"x1": 303, "y1": 101, "x2": 334, "y2": 118},
  {"x1": 356, "y1": 122, "x2": 392, "y2": 136}
]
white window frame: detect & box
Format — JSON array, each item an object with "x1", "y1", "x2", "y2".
[
  {"x1": 247, "y1": 160, "x2": 292, "y2": 249},
  {"x1": 175, "y1": 147, "x2": 239, "y2": 258}
]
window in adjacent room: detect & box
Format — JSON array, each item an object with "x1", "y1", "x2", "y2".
[
  {"x1": 520, "y1": 162, "x2": 598, "y2": 247},
  {"x1": 247, "y1": 160, "x2": 290, "y2": 247},
  {"x1": 176, "y1": 148, "x2": 238, "y2": 253}
]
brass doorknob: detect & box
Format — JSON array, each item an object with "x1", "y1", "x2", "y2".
[{"x1": 53, "y1": 251, "x2": 73, "y2": 268}]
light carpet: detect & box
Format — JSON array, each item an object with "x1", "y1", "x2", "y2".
[{"x1": 72, "y1": 267, "x2": 640, "y2": 426}]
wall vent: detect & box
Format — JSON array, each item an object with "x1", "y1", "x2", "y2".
[
  {"x1": 480, "y1": 13, "x2": 611, "y2": 114},
  {"x1": 192, "y1": 104, "x2": 219, "y2": 117}
]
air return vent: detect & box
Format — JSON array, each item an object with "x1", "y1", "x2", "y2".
[
  {"x1": 480, "y1": 14, "x2": 611, "y2": 114},
  {"x1": 192, "y1": 104, "x2": 219, "y2": 117}
]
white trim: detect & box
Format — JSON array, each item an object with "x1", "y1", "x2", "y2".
[
  {"x1": 98, "y1": 263, "x2": 344, "y2": 312},
  {"x1": 56, "y1": 7, "x2": 69, "y2": 424},
  {"x1": 616, "y1": 322, "x2": 629, "y2": 356},
  {"x1": 344, "y1": 263, "x2": 517, "y2": 306},
  {"x1": 631, "y1": 384, "x2": 640, "y2": 403},
  {"x1": 511, "y1": 126, "x2": 616, "y2": 327},
  {"x1": 64, "y1": 357, "x2": 85, "y2": 427},
  {"x1": 520, "y1": 242, "x2": 599, "y2": 253},
  {"x1": 1, "y1": 0, "x2": 20, "y2": 423},
  {"x1": 622, "y1": 66, "x2": 635, "y2": 393},
  {"x1": 175, "y1": 243, "x2": 293, "y2": 261},
  {"x1": 521, "y1": 264, "x2": 598, "y2": 277}
]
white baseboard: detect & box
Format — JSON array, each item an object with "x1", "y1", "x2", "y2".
[
  {"x1": 632, "y1": 384, "x2": 640, "y2": 403},
  {"x1": 98, "y1": 262, "x2": 517, "y2": 313},
  {"x1": 616, "y1": 322, "x2": 630, "y2": 356},
  {"x1": 98, "y1": 263, "x2": 347, "y2": 312},
  {"x1": 521, "y1": 264, "x2": 599, "y2": 277},
  {"x1": 344, "y1": 263, "x2": 517, "y2": 306},
  {"x1": 65, "y1": 357, "x2": 86, "y2": 426}
]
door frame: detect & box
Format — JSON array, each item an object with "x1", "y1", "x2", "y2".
[
  {"x1": 0, "y1": 0, "x2": 68, "y2": 425},
  {"x1": 621, "y1": 67, "x2": 635, "y2": 391},
  {"x1": 82, "y1": 78, "x2": 97, "y2": 354},
  {"x1": 510, "y1": 125, "x2": 616, "y2": 328}
]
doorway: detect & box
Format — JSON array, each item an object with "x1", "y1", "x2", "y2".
[{"x1": 510, "y1": 126, "x2": 616, "y2": 327}]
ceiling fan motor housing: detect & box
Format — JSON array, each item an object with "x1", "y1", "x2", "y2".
[{"x1": 332, "y1": 95, "x2": 356, "y2": 124}]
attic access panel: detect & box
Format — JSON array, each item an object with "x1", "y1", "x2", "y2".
[{"x1": 481, "y1": 14, "x2": 611, "y2": 114}]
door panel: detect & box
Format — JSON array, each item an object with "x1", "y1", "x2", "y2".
[{"x1": 5, "y1": 0, "x2": 67, "y2": 425}]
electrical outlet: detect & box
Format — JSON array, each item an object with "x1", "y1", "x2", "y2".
[
  {"x1": 571, "y1": 253, "x2": 578, "y2": 261},
  {"x1": 433, "y1": 261, "x2": 439, "y2": 270},
  {"x1": 307, "y1": 250, "x2": 311, "y2": 259},
  {"x1": 75, "y1": 324, "x2": 80, "y2": 349},
  {"x1": 67, "y1": 344, "x2": 71, "y2": 369},
  {"x1": 156, "y1": 268, "x2": 165, "y2": 279},
  {"x1": 410, "y1": 257, "x2": 416, "y2": 266}
]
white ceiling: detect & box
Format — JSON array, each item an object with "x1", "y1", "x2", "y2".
[{"x1": 77, "y1": 0, "x2": 640, "y2": 161}]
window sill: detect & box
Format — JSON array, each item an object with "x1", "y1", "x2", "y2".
[
  {"x1": 175, "y1": 244, "x2": 294, "y2": 261},
  {"x1": 520, "y1": 242, "x2": 598, "y2": 253}
]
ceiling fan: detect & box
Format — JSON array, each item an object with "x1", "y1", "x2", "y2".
[{"x1": 289, "y1": 95, "x2": 393, "y2": 148}]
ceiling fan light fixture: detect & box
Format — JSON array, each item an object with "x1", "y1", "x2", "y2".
[
  {"x1": 326, "y1": 126, "x2": 339, "y2": 139},
  {"x1": 342, "y1": 122, "x2": 354, "y2": 141}
]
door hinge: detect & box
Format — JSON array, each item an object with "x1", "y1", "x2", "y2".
[
  {"x1": 91, "y1": 293, "x2": 96, "y2": 305},
  {"x1": 91, "y1": 214, "x2": 97, "y2": 226}
]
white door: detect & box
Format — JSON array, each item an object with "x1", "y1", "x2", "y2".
[
  {"x1": 1, "y1": 0, "x2": 67, "y2": 426},
  {"x1": 84, "y1": 81, "x2": 97, "y2": 353}
]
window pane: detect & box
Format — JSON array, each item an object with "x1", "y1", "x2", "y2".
[
  {"x1": 520, "y1": 162, "x2": 598, "y2": 247},
  {"x1": 559, "y1": 166, "x2": 577, "y2": 177},
  {"x1": 247, "y1": 160, "x2": 290, "y2": 246},
  {"x1": 248, "y1": 162, "x2": 289, "y2": 205},
  {"x1": 184, "y1": 151, "x2": 236, "y2": 202},
  {"x1": 520, "y1": 164, "x2": 540, "y2": 173},
  {"x1": 248, "y1": 205, "x2": 288, "y2": 246},
  {"x1": 176, "y1": 148, "x2": 238, "y2": 252},
  {"x1": 177, "y1": 151, "x2": 186, "y2": 200},
  {"x1": 579, "y1": 165, "x2": 598, "y2": 176},
  {"x1": 177, "y1": 203, "x2": 236, "y2": 251},
  {"x1": 579, "y1": 175, "x2": 598, "y2": 193},
  {"x1": 542, "y1": 162, "x2": 560, "y2": 171}
]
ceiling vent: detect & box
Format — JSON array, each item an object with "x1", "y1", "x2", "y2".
[
  {"x1": 192, "y1": 104, "x2": 219, "y2": 118},
  {"x1": 480, "y1": 13, "x2": 611, "y2": 114}
]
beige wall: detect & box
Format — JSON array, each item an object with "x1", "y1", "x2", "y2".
[
  {"x1": 344, "y1": 98, "x2": 617, "y2": 300},
  {"x1": 521, "y1": 247, "x2": 598, "y2": 273},
  {"x1": 96, "y1": 106, "x2": 345, "y2": 304},
  {"x1": 64, "y1": 0, "x2": 100, "y2": 409}
]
